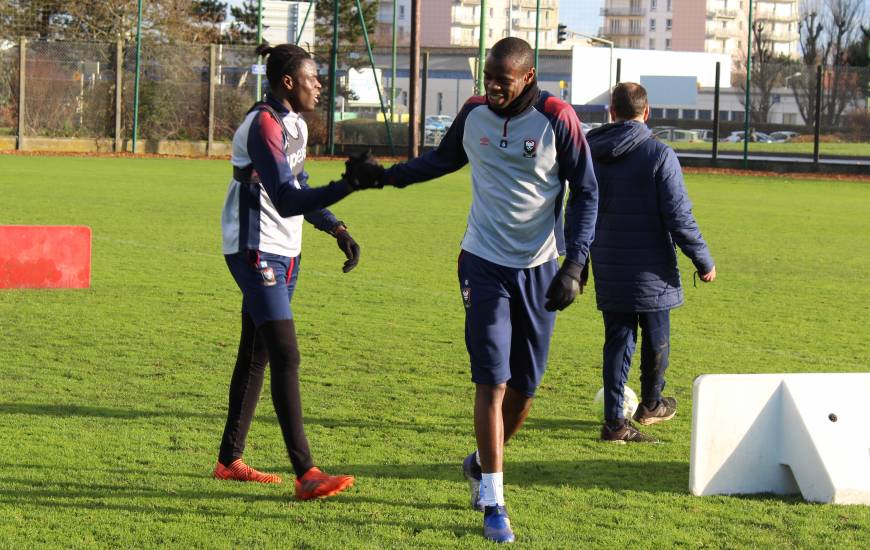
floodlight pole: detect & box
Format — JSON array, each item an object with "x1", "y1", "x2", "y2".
[
  {"x1": 354, "y1": 0, "x2": 395, "y2": 155},
  {"x1": 256, "y1": 0, "x2": 263, "y2": 100},
  {"x1": 327, "y1": 0, "x2": 338, "y2": 155},
  {"x1": 131, "y1": 0, "x2": 143, "y2": 154},
  {"x1": 742, "y1": 0, "x2": 754, "y2": 167},
  {"x1": 391, "y1": 0, "x2": 398, "y2": 122},
  {"x1": 534, "y1": 0, "x2": 540, "y2": 69},
  {"x1": 477, "y1": 0, "x2": 487, "y2": 95}
]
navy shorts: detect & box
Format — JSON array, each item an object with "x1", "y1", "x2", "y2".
[
  {"x1": 225, "y1": 250, "x2": 301, "y2": 327},
  {"x1": 457, "y1": 250, "x2": 558, "y2": 396}
]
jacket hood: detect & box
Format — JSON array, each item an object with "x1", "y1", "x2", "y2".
[{"x1": 586, "y1": 121, "x2": 652, "y2": 162}]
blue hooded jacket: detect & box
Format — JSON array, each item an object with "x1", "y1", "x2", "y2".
[{"x1": 585, "y1": 121, "x2": 714, "y2": 312}]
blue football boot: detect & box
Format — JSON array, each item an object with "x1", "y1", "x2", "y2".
[
  {"x1": 462, "y1": 452, "x2": 484, "y2": 511},
  {"x1": 483, "y1": 505, "x2": 515, "y2": 543}
]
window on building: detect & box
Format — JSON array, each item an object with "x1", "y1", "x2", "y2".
[
  {"x1": 611, "y1": 20, "x2": 621, "y2": 33},
  {"x1": 399, "y1": 5, "x2": 405, "y2": 19},
  {"x1": 630, "y1": 39, "x2": 640, "y2": 48},
  {"x1": 665, "y1": 38, "x2": 671, "y2": 49},
  {"x1": 437, "y1": 92, "x2": 444, "y2": 115},
  {"x1": 650, "y1": 108, "x2": 664, "y2": 119},
  {"x1": 731, "y1": 110, "x2": 745, "y2": 122},
  {"x1": 402, "y1": 91, "x2": 408, "y2": 106},
  {"x1": 488, "y1": 28, "x2": 492, "y2": 38},
  {"x1": 651, "y1": 0, "x2": 657, "y2": 10},
  {"x1": 698, "y1": 109, "x2": 712, "y2": 120},
  {"x1": 650, "y1": 18, "x2": 656, "y2": 31},
  {"x1": 667, "y1": 0, "x2": 672, "y2": 10},
  {"x1": 665, "y1": 108, "x2": 679, "y2": 119},
  {"x1": 649, "y1": 38, "x2": 656, "y2": 49},
  {"x1": 719, "y1": 110, "x2": 730, "y2": 121},
  {"x1": 683, "y1": 109, "x2": 697, "y2": 120},
  {"x1": 630, "y1": 19, "x2": 641, "y2": 33},
  {"x1": 666, "y1": 18, "x2": 672, "y2": 31},
  {"x1": 783, "y1": 113, "x2": 797, "y2": 125},
  {"x1": 489, "y1": 8, "x2": 493, "y2": 17}
]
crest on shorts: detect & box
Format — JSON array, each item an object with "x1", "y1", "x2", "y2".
[
  {"x1": 461, "y1": 286, "x2": 472, "y2": 308},
  {"x1": 523, "y1": 139, "x2": 537, "y2": 158}
]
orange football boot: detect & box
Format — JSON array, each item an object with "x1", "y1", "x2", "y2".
[
  {"x1": 213, "y1": 458, "x2": 282, "y2": 483},
  {"x1": 294, "y1": 467, "x2": 354, "y2": 500}
]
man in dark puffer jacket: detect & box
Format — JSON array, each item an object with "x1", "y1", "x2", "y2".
[{"x1": 586, "y1": 83, "x2": 716, "y2": 443}]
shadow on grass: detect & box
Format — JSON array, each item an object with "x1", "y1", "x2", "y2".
[
  {"x1": 0, "y1": 402, "x2": 220, "y2": 421},
  {"x1": 332, "y1": 459, "x2": 689, "y2": 493}
]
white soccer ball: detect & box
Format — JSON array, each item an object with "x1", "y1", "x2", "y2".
[{"x1": 592, "y1": 386, "x2": 639, "y2": 422}]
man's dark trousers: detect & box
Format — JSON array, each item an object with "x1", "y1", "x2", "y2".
[{"x1": 602, "y1": 310, "x2": 670, "y2": 421}]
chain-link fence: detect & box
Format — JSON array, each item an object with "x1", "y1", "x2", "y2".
[
  {"x1": 4, "y1": 38, "x2": 869, "y2": 164},
  {"x1": 0, "y1": 43, "x2": 18, "y2": 138},
  {"x1": 24, "y1": 41, "x2": 116, "y2": 139}
]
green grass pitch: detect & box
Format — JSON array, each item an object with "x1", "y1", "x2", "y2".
[{"x1": 0, "y1": 155, "x2": 868, "y2": 548}]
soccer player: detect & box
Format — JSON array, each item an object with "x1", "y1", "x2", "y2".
[
  {"x1": 584, "y1": 82, "x2": 715, "y2": 443},
  {"x1": 380, "y1": 37, "x2": 598, "y2": 543},
  {"x1": 215, "y1": 43, "x2": 383, "y2": 500}
]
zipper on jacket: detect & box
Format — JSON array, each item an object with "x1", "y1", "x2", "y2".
[{"x1": 499, "y1": 118, "x2": 510, "y2": 148}]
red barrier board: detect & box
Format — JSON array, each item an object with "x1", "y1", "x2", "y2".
[{"x1": 0, "y1": 226, "x2": 92, "y2": 289}]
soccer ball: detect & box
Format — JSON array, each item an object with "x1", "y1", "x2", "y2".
[{"x1": 592, "y1": 386, "x2": 639, "y2": 422}]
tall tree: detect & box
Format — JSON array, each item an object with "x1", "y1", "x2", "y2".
[
  {"x1": 789, "y1": 0, "x2": 867, "y2": 128},
  {"x1": 736, "y1": 20, "x2": 800, "y2": 124}
]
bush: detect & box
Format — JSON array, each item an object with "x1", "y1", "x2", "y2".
[
  {"x1": 843, "y1": 111, "x2": 870, "y2": 142},
  {"x1": 337, "y1": 118, "x2": 408, "y2": 146}
]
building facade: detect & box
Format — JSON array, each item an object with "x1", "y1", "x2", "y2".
[
  {"x1": 602, "y1": 0, "x2": 800, "y2": 57},
  {"x1": 376, "y1": 0, "x2": 562, "y2": 49}
]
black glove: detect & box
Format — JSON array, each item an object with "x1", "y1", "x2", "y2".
[
  {"x1": 544, "y1": 259, "x2": 589, "y2": 312},
  {"x1": 332, "y1": 224, "x2": 360, "y2": 273},
  {"x1": 343, "y1": 150, "x2": 385, "y2": 190}
]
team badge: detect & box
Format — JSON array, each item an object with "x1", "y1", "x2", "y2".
[
  {"x1": 461, "y1": 286, "x2": 472, "y2": 308},
  {"x1": 523, "y1": 139, "x2": 537, "y2": 158}
]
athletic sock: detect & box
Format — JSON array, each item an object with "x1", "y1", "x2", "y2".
[
  {"x1": 479, "y1": 472, "x2": 505, "y2": 507},
  {"x1": 474, "y1": 450, "x2": 481, "y2": 467}
]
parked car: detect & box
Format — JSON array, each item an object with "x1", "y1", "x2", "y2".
[
  {"x1": 424, "y1": 115, "x2": 454, "y2": 145},
  {"x1": 769, "y1": 131, "x2": 800, "y2": 143},
  {"x1": 690, "y1": 129, "x2": 717, "y2": 142},
  {"x1": 653, "y1": 128, "x2": 700, "y2": 142},
  {"x1": 721, "y1": 130, "x2": 773, "y2": 143}
]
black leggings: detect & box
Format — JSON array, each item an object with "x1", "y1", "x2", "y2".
[{"x1": 218, "y1": 313, "x2": 314, "y2": 478}]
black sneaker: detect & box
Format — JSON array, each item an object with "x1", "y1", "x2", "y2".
[
  {"x1": 600, "y1": 419, "x2": 658, "y2": 444},
  {"x1": 633, "y1": 397, "x2": 677, "y2": 426}
]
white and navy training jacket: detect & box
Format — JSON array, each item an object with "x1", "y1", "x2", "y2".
[
  {"x1": 221, "y1": 95, "x2": 349, "y2": 257},
  {"x1": 384, "y1": 92, "x2": 598, "y2": 269}
]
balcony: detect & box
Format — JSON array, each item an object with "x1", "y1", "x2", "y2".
[
  {"x1": 755, "y1": 11, "x2": 799, "y2": 23},
  {"x1": 601, "y1": 7, "x2": 646, "y2": 17},
  {"x1": 707, "y1": 9, "x2": 740, "y2": 20},
  {"x1": 604, "y1": 27, "x2": 645, "y2": 38},
  {"x1": 518, "y1": 0, "x2": 557, "y2": 9},
  {"x1": 705, "y1": 27, "x2": 741, "y2": 40},
  {"x1": 512, "y1": 18, "x2": 539, "y2": 30}
]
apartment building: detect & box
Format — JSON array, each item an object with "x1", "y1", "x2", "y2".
[
  {"x1": 375, "y1": 0, "x2": 562, "y2": 49},
  {"x1": 602, "y1": 0, "x2": 800, "y2": 57}
]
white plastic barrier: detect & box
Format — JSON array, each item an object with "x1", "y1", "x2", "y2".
[{"x1": 689, "y1": 373, "x2": 870, "y2": 505}]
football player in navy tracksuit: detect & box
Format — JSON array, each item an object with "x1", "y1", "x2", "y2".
[
  {"x1": 216, "y1": 43, "x2": 383, "y2": 500},
  {"x1": 381, "y1": 38, "x2": 598, "y2": 543}
]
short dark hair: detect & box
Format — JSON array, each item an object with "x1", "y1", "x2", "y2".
[
  {"x1": 489, "y1": 37, "x2": 534, "y2": 71},
  {"x1": 255, "y1": 42, "x2": 312, "y2": 86},
  {"x1": 611, "y1": 82, "x2": 648, "y2": 120}
]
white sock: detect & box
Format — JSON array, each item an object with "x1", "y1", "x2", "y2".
[{"x1": 479, "y1": 472, "x2": 505, "y2": 507}]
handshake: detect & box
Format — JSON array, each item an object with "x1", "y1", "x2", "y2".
[{"x1": 342, "y1": 150, "x2": 390, "y2": 191}]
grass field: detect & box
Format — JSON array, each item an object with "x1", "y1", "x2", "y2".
[
  {"x1": 1, "y1": 155, "x2": 868, "y2": 548},
  {"x1": 665, "y1": 141, "x2": 870, "y2": 157}
]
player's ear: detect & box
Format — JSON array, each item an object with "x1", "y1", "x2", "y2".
[
  {"x1": 281, "y1": 74, "x2": 294, "y2": 93},
  {"x1": 525, "y1": 66, "x2": 536, "y2": 85}
]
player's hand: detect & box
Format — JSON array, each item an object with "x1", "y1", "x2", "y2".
[
  {"x1": 343, "y1": 150, "x2": 385, "y2": 190},
  {"x1": 333, "y1": 225, "x2": 360, "y2": 273},
  {"x1": 544, "y1": 259, "x2": 587, "y2": 312},
  {"x1": 699, "y1": 265, "x2": 716, "y2": 282}
]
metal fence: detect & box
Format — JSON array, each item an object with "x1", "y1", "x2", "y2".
[{"x1": 4, "y1": 39, "x2": 869, "y2": 167}]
